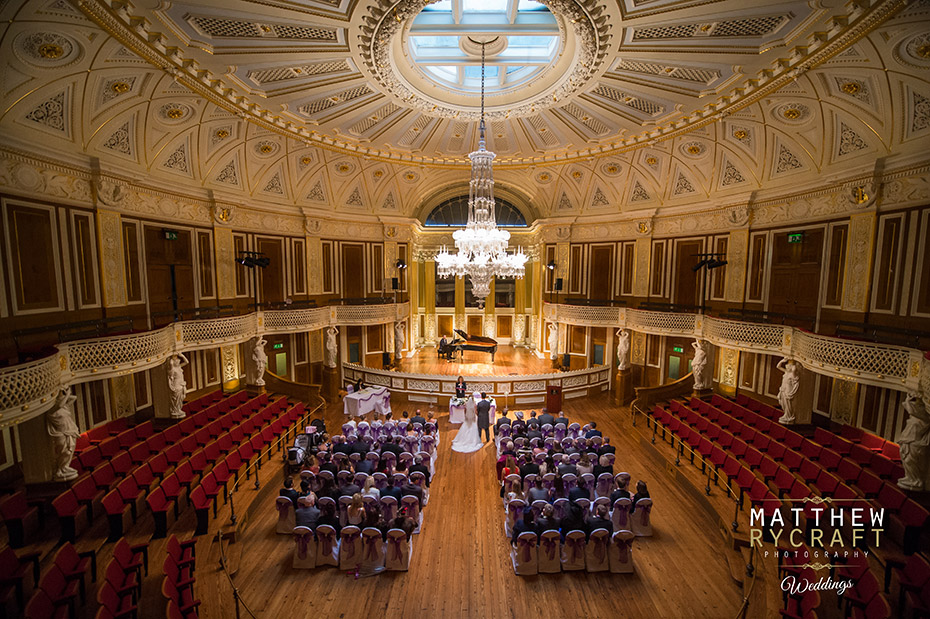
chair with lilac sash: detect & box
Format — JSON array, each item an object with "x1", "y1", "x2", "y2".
[
  {"x1": 503, "y1": 474, "x2": 522, "y2": 504},
  {"x1": 380, "y1": 495, "x2": 398, "y2": 522},
  {"x1": 529, "y1": 438, "x2": 542, "y2": 449},
  {"x1": 561, "y1": 530, "x2": 587, "y2": 571},
  {"x1": 338, "y1": 525, "x2": 362, "y2": 571},
  {"x1": 534, "y1": 453, "x2": 546, "y2": 467},
  {"x1": 412, "y1": 422, "x2": 423, "y2": 434},
  {"x1": 611, "y1": 498, "x2": 632, "y2": 531},
  {"x1": 382, "y1": 421, "x2": 396, "y2": 438},
  {"x1": 596, "y1": 473, "x2": 614, "y2": 498},
  {"x1": 568, "y1": 453, "x2": 581, "y2": 466},
  {"x1": 530, "y1": 500, "x2": 548, "y2": 519},
  {"x1": 580, "y1": 473, "x2": 596, "y2": 500},
  {"x1": 384, "y1": 528, "x2": 411, "y2": 571},
  {"x1": 540, "y1": 423, "x2": 553, "y2": 438},
  {"x1": 523, "y1": 473, "x2": 537, "y2": 489},
  {"x1": 615, "y1": 472, "x2": 631, "y2": 488},
  {"x1": 381, "y1": 452, "x2": 396, "y2": 474},
  {"x1": 360, "y1": 527, "x2": 385, "y2": 573},
  {"x1": 292, "y1": 526, "x2": 316, "y2": 569},
  {"x1": 371, "y1": 420, "x2": 383, "y2": 436},
  {"x1": 397, "y1": 421, "x2": 408, "y2": 434},
  {"x1": 593, "y1": 497, "x2": 610, "y2": 515},
  {"x1": 631, "y1": 498, "x2": 653, "y2": 536},
  {"x1": 362, "y1": 495, "x2": 379, "y2": 515},
  {"x1": 275, "y1": 497, "x2": 295, "y2": 534},
  {"x1": 591, "y1": 435, "x2": 603, "y2": 448},
  {"x1": 404, "y1": 435, "x2": 420, "y2": 454},
  {"x1": 544, "y1": 437, "x2": 556, "y2": 451},
  {"x1": 497, "y1": 425, "x2": 512, "y2": 448},
  {"x1": 366, "y1": 450, "x2": 381, "y2": 467},
  {"x1": 513, "y1": 437, "x2": 526, "y2": 450},
  {"x1": 560, "y1": 437, "x2": 574, "y2": 451},
  {"x1": 609, "y1": 530, "x2": 635, "y2": 573},
  {"x1": 552, "y1": 498, "x2": 569, "y2": 522},
  {"x1": 354, "y1": 472, "x2": 369, "y2": 488},
  {"x1": 603, "y1": 453, "x2": 616, "y2": 467},
  {"x1": 356, "y1": 421, "x2": 370, "y2": 439},
  {"x1": 553, "y1": 423, "x2": 567, "y2": 442},
  {"x1": 585, "y1": 528, "x2": 610, "y2": 572},
  {"x1": 575, "y1": 497, "x2": 590, "y2": 514},
  {"x1": 338, "y1": 496, "x2": 352, "y2": 528},
  {"x1": 392, "y1": 472, "x2": 407, "y2": 489},
  {"x1": 400, "y1": 496, "x2": 421, "y2": 533},
  {"x1": 409, "y1": 471, "x2": 428, "y2": 506},
  {"x1": 336, "y1": 470, "x2": 352, "y2": 489},
  {"x1": 568, "y1": 423, "x2": 581, "y2": 440},
  {"x1": 538, "y1": 529, "x2": 561, "y2": 573},
  {"x1": 315, "y1": 524, "x2": 339, "y2": 567},
  {"x1": 511, "y1": 532, "x2": 538, "y2": 576},
  {"x1": 342, "y1": 423, "x2": 354, "y2": 436},
  {"x1": 372, "y1": 472, "x2": 388, "y2": 491},
  {"x1": 504, "y1": 498, "x2": 525, "y2": 537},
  {"x1": 561, "y1": 473, "x2": 577, "y2": 491},
  {"x1": 300, "y1": 470, "x2": 317, "y2": 492},
  {"x1": 349, "y1": 453, "x2": 361, "y2": 469},
  {"x1": 399, "y1": 451, "x2": 415, "y2": 469},
  {"x1": 542, "y1": 473, "x2": 556, "y2": 492}
]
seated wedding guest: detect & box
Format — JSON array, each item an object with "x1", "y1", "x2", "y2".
[
  {"x1": 500, "y1": 455, "x2": 519, "y2": 497},
  {"x1": 279, "y1": 477, "x2": 299, "y2": 507},
  {"x1": 631, "y1": 480, "x2": 650, "y2": 513},
  {"x1": 401, "y1": 411, "x2": 409, "y2": 421},
  {"x1": 551, "y1": 476, "x2": 566, "y2": 501},
  {"x1": 526, "y1": 477, "x2": 548, "y2": 503},
  {"x1": 295, "y1": 494, "x2": 320, "y2": 529},
  {"x1": 318, "y1": 500, "x2": 341, "y2": 534},
  {"x1": 539, "y1": 456, "x2": 555, "y2": 476},
  {"x1": 353, "y1": 437, "x2": 371, "y2": 457},
  {"x1": 392, "y1": 509, "x2": 416, "y2": 541},
  {"x1": 347, "y1": 493, "x2": 365, "y2": 526},
  {"x1": 333, "y1": 435, "x2": 352, "y2": 457},
  {"x1": 380, "y1": 480, "x2": 402, "y2": 503},
  {"x1": 409, "y1": 455, "x2": 431, "y2": 487},
  {"x1": 610, "y1": 480, "x2": 631, "y2": 504},
  {"x1": 318, "y1": 478, "x2": 341, "y2": 502},
  {"x1": 557, "y1": 458, "x2": 578, "y2": 477},
  {"x1": 299, "y1": 479, "x2": 312, "y2": 497},
  {"x1": 426, "y1": 410, "x2": 436, "y2": 426},
  {"x1": 494, "y1": 408, "x2": 511, "y2": 436},
  {"x1": 585, "y1": 421, "x2": 602, "y2": 439},
  {"x1": 362, "y1": 510, "x2": 387, "y2": 539},
  {"x1": 526, "y1": 411, "x2": 539, "y2": 428},
  {"x1": 511, "y1": 411, "x2": 526, "y2": 434},
  {"x1": 410, "y1": 410, "x2": 426, "y2": 427},
  {"x1": 598, "y1": 437, "x2": 616, "y2": 456},
  {"x1": 519, "y1": 454, "x2": 540, "y2": 480},
  {"x1": 381, "y1": 436, "x2": 403, "y2": 456},
  {"x1": 593, "y1": 454, "x2": 614, "y2": 479},
  {"x1": 454, "y1": 375, "x2": 467, "y2": 398},
  {"x1": 538, "y1": 408, "x2": 555, "y2": 427},
  {"x1": 559, "y1": 501, "x2": 586, "y2": 540},
  {"x1": 337, "y1": 459, "x2": 353, "y2": 478},
  {"x1": 554, "y1": 411, "x2": 570, "y2": 428},
  {"x1": 526, "y1": 423, "x2": 543, "y2": 443},
  {"x1": 511, "y1": 510, "x2": 536, "y2": 546},
  {"x1": 568, "y1": 481, "x2": 589, "y2": 504},
  {"x1": 577, "y1": 453, "x2": 594, "y2": 476},
  {"x1": 340, "y1": 476, "x2": 362, "y2": 498},
  {"x1": 586, "y1": 504, "x2": 613, "y2": 538},
  {"x1": 355, "y1": 454, "x2": 375, "y2": 475},
  {"x1": 362, "y1": 477, "x2": 380, "y2": 500},
  {"x1": 535, "y1": 504, "x2": 558, "y2": 536},
  {"x1": 400, "y1": 479, "x2": 424, "y2": 508}
]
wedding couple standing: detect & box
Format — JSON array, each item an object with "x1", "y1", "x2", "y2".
[{"x1": 451, "y1": 392, "x2": 492, "y2": 453}]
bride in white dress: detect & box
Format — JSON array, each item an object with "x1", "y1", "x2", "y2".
[{"x1": 451, "y1": 392, "x2": 484, "y2": 453}]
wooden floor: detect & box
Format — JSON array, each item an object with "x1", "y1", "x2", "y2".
[
  {"x1": 197, "y1": 392, "x2": 743, "y2": 619},
  {"x1": 396, "y1": 344, "x2": 556, "y2": 377}
]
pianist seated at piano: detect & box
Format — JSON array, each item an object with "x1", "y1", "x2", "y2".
[{"x1": 448, "y1": 329, "x2": 499, "y2": 363}]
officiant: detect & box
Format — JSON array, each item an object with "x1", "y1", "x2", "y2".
[
  {"x1": 455, "y1": 376, "x2": 467, "y2": 398},
  {"x1": 477, "y1": 393, "x2": 491, "y2": 443}
]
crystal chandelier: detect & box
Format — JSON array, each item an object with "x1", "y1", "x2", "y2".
[{"x1": 435, "y1": 38, "x2": 527, "y2": 305}]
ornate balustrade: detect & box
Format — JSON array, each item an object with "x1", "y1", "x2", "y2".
[
  {"x1": 544, "y1": 303, "x2": 928, "y2": 393},
  {"x1": 343, "y1": 362, "x2": 610, "y2": 406},
  {"x1": 0, "y1": 302, "x2": 409, "y2": 426}
]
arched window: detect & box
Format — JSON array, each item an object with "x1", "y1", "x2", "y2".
[{"x1": 424, "y1": 196, "x2": 527, "y2": 227}]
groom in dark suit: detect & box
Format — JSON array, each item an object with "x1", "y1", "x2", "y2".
[{"x1": 476, "y1": 393, "x2": 492, "y2": 443}]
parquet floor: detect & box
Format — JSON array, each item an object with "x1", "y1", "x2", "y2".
[
  {"x1": 395, "y1": 344, "x2": 556, "y2": 377},
  {"x1": 197, "y1": 392, "x2": 743, "y2": 619}
]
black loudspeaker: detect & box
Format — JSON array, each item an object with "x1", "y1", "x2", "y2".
[
  {"x1": 392, "y1": 277, "x2": 399, "y2": 290},
  {"x1": 554, "y1": 278, "x2": 563, "y2": 291},
  {"x1": 382, "y1": 352, "x2": 392, "y2": 368},
  {"x1": 562, "y1": 353, "x2": 571, "y2": 369}
]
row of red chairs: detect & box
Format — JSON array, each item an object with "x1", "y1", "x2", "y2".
[
  {"x1": 94, "y1": 538, "x2": 149, "y2": 619},
  {"x1": 0, "y1": 492, "x2": 44, "y2": 548},
  {"x1": 162, "y1": 535, "x2": 198, "y2": 619},
  {"x1": 74, "y1": 416, "x2": 132, "y2": 455},
  {"x1": 186, "y1": 402, "x2": 306, "y2": 536},
  {"x1": 23, "y1": 543, "x2": 95, "y2": 619},
  {"x1": 0, "y1": 546, "x2": 39, "y2": 614}
]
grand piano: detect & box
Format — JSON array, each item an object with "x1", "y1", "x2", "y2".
[{"x1": 449, "y1": 329, "x2": 498, "y2": 362}]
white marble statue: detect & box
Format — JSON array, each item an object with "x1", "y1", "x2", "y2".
[
  {"x1": 616, "y1": 329, "x2": 631, "y2": 371},
  {"x1": 548, "y1": 323, "x2": 559, "y2": 361},
  {"x1": 167, "y1": 353, "x2": 189, "y2": 418},
  {"x1": 691, "y1": 340, "x2": 709, "y2": 390},
  {"x1": 394, "y1": 320, "x2": 406, "y2": 361},
  {"x1": 47, "y1": 388, "x2": 80, "y2": 481},
  {"x1": 252, "y1": 337, "x2": 268, "y2": 386},
  {"x1": 897, "y1": 392, "x2": 930, "y2": 491},
  {"x1": 325, "y1": 326, "x2": 339, "y2": 369},
  {"x1": 776, "y1": 357, "x2": 800, "y2": 424}
]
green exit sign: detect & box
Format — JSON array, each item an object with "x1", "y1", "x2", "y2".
[
  {"x1": 788, "y1": 232, "x2": 804, "y2": 244},
  {"x1": 272, "y1": 343, "x2": 283, "y2": 350},
  {"x1": 163, "y1": 229, "x2": 178, "y2": 241},
  {"x1": 673, "y1": 346, "x2": 684, "y2": 353}
]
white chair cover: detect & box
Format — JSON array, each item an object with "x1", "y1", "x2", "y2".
[
  {"x1": 561, "y1": 530, "x2": 587, "y2": 571},
  {"x1": 360, "y1": 527, "x2": 386, "y2": 572},
  {"x1": 611, "y1": 498, "x2": 632, "y2": 531},
  {"x1": 315, "y1": 524, "x2": 339, "y2": 567},
  {"x1": 631, "y1": 498, "x2": 653, "y2": 536},
  {"x1": 409, "y1": 471, "x2": 428, "y2": 506},
  {"x1": 292, "y1": 526, "x2": 316, "y2": 569},
  {"x1": 530, "y1": 500, "x2": 548, "y2": 519},
  {"x1": 593, "y1": 497, "x2": 610, "y2": 514},
  {"x1": 503, "y1": 474, "x2": 522, "y2": 504},
  {"x1": 339, "y1": 525, "x2": 363, "y2": 571},
  {"x1": 595, "y1": 473, "x2": 614, "y2": 498},
  {"x1": 537, "y1": 530, "x2": 562, "y2": 573},
  {"x1": 581, "y1": 473, "x2": 596, "y2": 500},
  {"x1": 384, "y1": 529, "x2": 411, "y2": 571},
  {"x1": 400, "y1": 495, "x2": 422, "y2": 533},
  {"x1": 511, "y1": 532, "x2": 538, "y2": 576},
  {"x1": 505, "y1": 499, "x2": 526, "y2": 538},
  {"x1": 575, "y1": 497, "x2": 591, "y2": 514},
  {"x1": 609, "y1": 530, "x2": 635, "y2": 573},
  {"x1": 552, "y1": 498, "x2": 570, "y2": 522},
  {"x1": 380, "y1": 495, "x2": 398, "y2": 522},
  {"x1": 338, "y1": 496, "x2": 352, "y2": 528},
  {"x1": 275, "y1": 497, "x2": 295, "y2": 534},
  {"x1": 585, "y1": 528, "x2": 610, "y2": 572},
  {"x1": 372, "y1": 472, "x2": 388, "y2": 490}
]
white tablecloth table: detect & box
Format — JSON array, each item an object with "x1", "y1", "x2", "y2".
[
  {"x1": 448, "y1": 395, "x2": 496, "y2": 424},
  {"x1": 344, "y1": 386, "x2": 391, "y2": 417}
]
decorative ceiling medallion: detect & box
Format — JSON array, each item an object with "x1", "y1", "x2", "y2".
[
  {"x1": 359, "y1": 0, "x2": 612, "y2": 121},
  {"x1": 773, "y1": 102, "x2": 811, "y2": 124},
  {"x1": 601, "y1": 162, "x2": 621, "y2": 177},
  {"x1": 14, "y1": 31, "x2": 81, "y2": 67},
  {"x1": 214, "y1": 129, "x2": 230, "y2": 140},
  {"x1": 733, "y1": 129, "x2": 748, "y2": 140},
  {"x1": 333, "y1": 161, "x2": 355, "y2": 176},
  {"x1": 536, "y1": 171, "x2": 553, "y2": 184},
  {"x1": 299, "y1": 155, "x2": 314, "y2": 167},
  {"x1": 681, "y1": 141, "x2": 707, "y2": 158},
  {"x1": 157, "y1": 102, "x2": 193, "y2": 124},
  {"x1": 645, "y1": 156, "x2": 658, "y2": 167},
  {"x1": 403, "y1": 171, "x2": 420, "y2": 183},
  {"x1": 254, "y1": 140, "x2": 280, "y2": 156},
  {"x1": 899, "y1": 33, "x2": 930, "y2": 67},
  {"x1": 841, "y1": 81, "x2": 860, "y2": 95}
]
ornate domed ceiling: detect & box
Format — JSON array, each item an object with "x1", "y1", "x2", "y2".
[{"x1": 0, "y1": 0, "x2": 927, "y2": 221}]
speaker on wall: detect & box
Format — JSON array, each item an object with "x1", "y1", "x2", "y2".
[
  {"x1": 382, "y1": 352, "x2": 392, "y2": 368},
  {"x1": 554, "y1": 278, "x2": 563, "y2": 291},
  {"x1": 392, "y1": 277, "x2": 399, "y2": 290},
  {"x1": 562, "y1": 353, "x2": 571, "y2": 369}
]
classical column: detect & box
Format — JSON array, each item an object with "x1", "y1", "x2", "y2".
[
  {"x1": 514, "y1": 268, "x2": 526, "y2": 346},
  {"x1": 424, "y1": 259, "x2": 436, "y2": 343},
  {"x1": 842, "y1": 212, "x2": 877, "y2": 312},
  {"x1": 455, "y1": 275, "x2": 465, "y2": 332},
  {"x1": 214, "y1": 226, "x2": 236, "y2": 300},
  {"x1": 95, "y1": 209, "x2": 127, "y2": 308},
  {"x1": 221, "y1": 344, "x2": 240, "y2": 392},
  {"x1": 725, "y1": 230, "x2": 749, "y2": 303},
  {"x1": 484, "y1": 280, "x2": 495, "y2": 338},
  {"x1": 717, "y1": 347, "x2": 739, "y2": 397}
]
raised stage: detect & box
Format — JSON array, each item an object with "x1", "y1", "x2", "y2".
[{"x1": 397, "y1": 344, "x2": 554, "y2": 377}]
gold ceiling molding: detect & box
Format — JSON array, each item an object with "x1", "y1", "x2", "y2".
[{"x1": 72, "y1": 0, "x2": 907, "y2": 168}]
